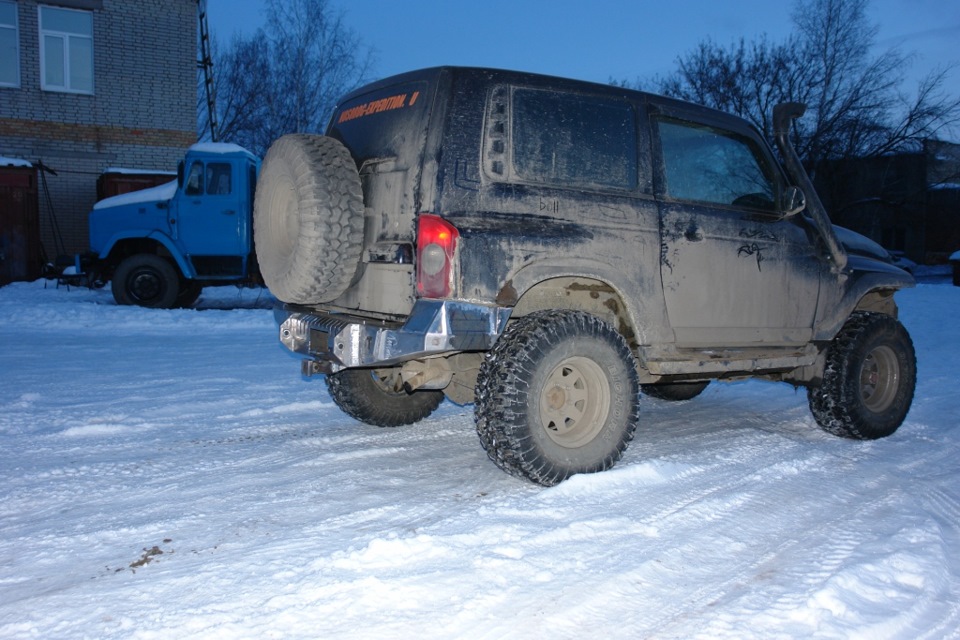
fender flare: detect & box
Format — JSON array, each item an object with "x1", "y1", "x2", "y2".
[
  {"x1": 98, "y1": 231, "x2": 194, "y2": 279},
  {"x1": 814, "y1": 264, "x2": 914, "y2": 341},
  {"x1": 504, "y1": 258, "x2": 668, "y2": 347}
]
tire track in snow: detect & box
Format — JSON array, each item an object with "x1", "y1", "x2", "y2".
[
  {"x1": 617, "y1": 452, "x2": 868, "y2": 635},
  {"x1": 911, "y1": 484, "x2": 960, "y2": 640},
  {"x1": 443, "y1": 427, "x2": 946, "y2": 640},
  {"x1": 366, "y1": 432, "x2": 852, "y2": 637},
  {"x1": 639, "y1": 458, "x2": 958, "y2": 639}
]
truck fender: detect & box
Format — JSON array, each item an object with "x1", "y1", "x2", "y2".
[{"x1": 98, "y1": 231, "x2": 196, "y2": 279}]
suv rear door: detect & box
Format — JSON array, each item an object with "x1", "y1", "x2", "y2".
[
  {"x1": 324, "y1": 73, "x2": 435, "y2": 314},
  {"x1": 652, "y1": 106, "x2": 823, "y2": 347}
]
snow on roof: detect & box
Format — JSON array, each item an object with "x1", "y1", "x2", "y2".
[
  {"x1": 0, "y1": 156, "x2": 33, "y2": 168},
  {"x1": 102, "y1": 167, "x2": 176, "y2": 176},
  {"x1": 92, "y1": 179, "x2": 178, "y2": 210},
  {"x1": 930, "y1": 182, "x2": 960, "y2": 190},
  {"x1": 950, "y1": 250, "x2": 960, "y2": 262},
  {"x1": 188, "y1": 142, "x2": 254, "y2": 156}
]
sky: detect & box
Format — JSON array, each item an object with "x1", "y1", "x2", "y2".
[{"x1": 206, "y1": 0, "x2": 960, "y2": 99}]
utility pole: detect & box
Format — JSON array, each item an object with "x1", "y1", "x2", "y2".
[{"x1": 197, "y1": 0, "x2": 219, "y2": 142}]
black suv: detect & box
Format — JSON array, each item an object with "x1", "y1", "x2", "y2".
[{"x1": 254, "y1": 67, "x2": 916, "y2": 486}]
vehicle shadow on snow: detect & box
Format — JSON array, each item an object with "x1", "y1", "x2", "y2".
[
  {"x1": 192, "y1": 285, "x2": 277, "y2": 310},
  {"x1": 41, "y1": 279, "x2": 277, "y2": 310},
  {"x1": 634, "y1": 379, "x2": 834, "y2": 446}
]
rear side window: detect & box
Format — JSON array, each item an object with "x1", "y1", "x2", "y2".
[
  {"x1": 656, "y1": 118, "x2": 776, "y2": 211},
  {"x1": 486, "y1": 86, "x2": 638, "y2": 191}
]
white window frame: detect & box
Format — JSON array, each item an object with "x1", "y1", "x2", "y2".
[
  {"x1": 39, "y1": 5, "x2": 94, "y2": 94},
  {"x1": 0, "y1": 0, "x2": 19, "y2": 88}
]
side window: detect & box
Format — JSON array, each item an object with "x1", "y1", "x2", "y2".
[
  {"x1": 39, "y1": 5, "x2": 93, "y2": 94},
  {"x1": 486, "y1": 86, "x2": 638, "y2": 191},
  {"x1": 657, "y1": 118, "x2": 776, "y2": 211},
  {"x1": 0, "y1": 1, "x2": 19, "y2": 88},
  {"x1": 206, "y1": 162, "x2": 232, "y2": 195},
  {"x1": 185, "y1": 161, "x2": 204, "y2": 196}
]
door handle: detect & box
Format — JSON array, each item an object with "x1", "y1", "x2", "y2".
[
  {"x1": 684, "y1": 224, "x2": 703, "y2": 242},
  {"x1": 223, "y1": 209, "x2": 236, "y2": 215}
]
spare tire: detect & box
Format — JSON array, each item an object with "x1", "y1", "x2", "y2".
[{"x1": 254, "y1": 134, "x2": 365, "y2": 304}]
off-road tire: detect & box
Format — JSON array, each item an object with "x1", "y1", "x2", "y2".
[
  {"x1": 254, "y1": 134, "x2": 364, "y2": 304},
  {"x1": 112, "y1": 254, "x2": 180, "y2": 309},
  {"x1": 641, "y1": 381, "x2": 709, "y2": 401},
  {"x1": 808, "y1": 312, "x2": 916, "y2": 439},
  {"x1": 326, "y1": 368, "x2": 444, "y2": 428},
  {"x1": 475, "y1": 310, "x2": 640, "y2": 486}
]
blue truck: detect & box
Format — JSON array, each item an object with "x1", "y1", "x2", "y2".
[{"x1": 80, "y1": 143, "x2": 262, "y2": 308}]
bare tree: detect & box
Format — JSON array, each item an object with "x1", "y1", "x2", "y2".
[
  {"x1": 638, "y1": 0, "x2": 960, "y2": 168},
  {"x1": 197, "y1": 32, "x2": 271, "y2": 146},
  {"x1": 656, "y1": 36, "x2": 796, "y2": 136},
  {"x1": 198, "y1": 0, "x2": 374, "y2": 156}
]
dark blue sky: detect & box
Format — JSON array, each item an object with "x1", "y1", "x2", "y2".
[{"x1": 208, "y1": 0, "x2": 960, "y2": 100}]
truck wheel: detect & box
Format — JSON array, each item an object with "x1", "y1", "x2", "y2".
[
  {"x1": 327, "y1": 368, "x2": 444, "y2": 427},
  {"x1": 112, "y1": 254, "x2": 180, "y2": 309},
  {"x1": 254, "y1": 134, "x2": 364, "y2": 304},
  {"x1": 641, "y1": 381, "x2": 709, "y2": 401},
  {"x1": 808, "y1": 312, "x2": 916, "y2": 440},
  {"x1": 475, "y1": 310, "x2": 640, "y2": 486}
]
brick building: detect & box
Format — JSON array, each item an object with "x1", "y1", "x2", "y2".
[
  {"x1": 814, "y1": 140, "x2": 960, "y2": 265},
  {"x1": 0, "y1": 0, "x2": 196, "y2": 269}
]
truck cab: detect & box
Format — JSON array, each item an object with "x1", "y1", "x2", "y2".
[{"x1": 88, "y1": 143, "x2": 260, "y2": 308}]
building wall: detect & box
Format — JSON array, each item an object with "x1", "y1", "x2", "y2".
[
  {"x1": 814, "y1": 140, "x2": 960, "y2": 264},
  {"x1": 924, "y1": 140, "x2": 960, "y2": 261},
  {"x1": 0, "y1": 0, "x2": 196, "y2": 261},
  {"x1": 815, "y1": 153, "x2": 927, "y2": 261}
]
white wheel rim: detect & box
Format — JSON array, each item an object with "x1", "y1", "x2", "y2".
[{"x1": 538, "y1": 356, "x2": 611, "y2": 448}]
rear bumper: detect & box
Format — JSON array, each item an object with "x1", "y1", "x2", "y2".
[{"x1": 275, "y1": 299, "x2": 512, "y2": 373}]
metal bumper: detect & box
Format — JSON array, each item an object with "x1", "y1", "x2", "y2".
[{"x1": 275, "y1": 299, "x2": 512, "y2": 374}]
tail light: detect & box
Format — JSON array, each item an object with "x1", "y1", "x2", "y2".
[{"x1": 416, "y1": 214, "x2": 459, "y2": 298}]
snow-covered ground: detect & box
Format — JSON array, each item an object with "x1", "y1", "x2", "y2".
[{"x1": 1, "y1": 276, "x2": 958, "y2": 639}]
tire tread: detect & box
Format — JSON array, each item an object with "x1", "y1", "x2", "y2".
[
  {"x1": 475, "y1": 310, "x2": 640, "y2": 486},
  {"x1": 807, "y1": 311, "x2": 916, "y2": 439},
  {"x1": 254, "y1": 134, "x2": 365, "y2": 304}
]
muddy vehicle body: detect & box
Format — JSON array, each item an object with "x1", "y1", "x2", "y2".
[{"x1": 256, "y1": 67, "x2": 916, "y2": 485}]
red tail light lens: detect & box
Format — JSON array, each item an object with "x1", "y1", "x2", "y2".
[{"x1": 417, "y1": 214, "x2": 459, "y2": 298}]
